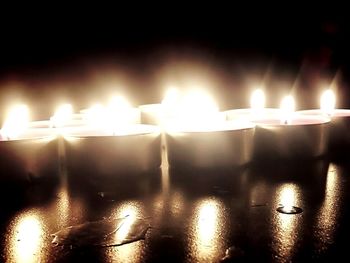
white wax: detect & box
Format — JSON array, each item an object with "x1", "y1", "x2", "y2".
[
  {"x1": 297, "y1": 109, "x2": 350, "y2": 118},
  {"x1": 225, "y1": 108, "x2": 281, "y2": 121},
  {"x1": 253, "y1": 115, "x2": 330, "y2": 126},
  {"x1": 0, "y1": 127, "x2": 56, "y2": 142},
  {"x1": 166, "y1": 120, "x2": 254, "y2": 133},
  {"x1": 61, "y1": 124, "x2": 161, "y2": 138}
]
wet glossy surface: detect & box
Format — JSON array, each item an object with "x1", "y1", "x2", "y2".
[{"x1": 1, "y1": 156, "x2": 350, "y2": 262}]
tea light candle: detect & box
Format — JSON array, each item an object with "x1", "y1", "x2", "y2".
[
  {"x1": 0, "y1": 106, "x2": 59, "y2": 183},
  {"x1": 63, "y1": 124, "x2": 161, "y2": 176},
  {"x1": 297, "y1": 89, "x2": 350, "y2": 156},
  {"x1": 225, "y1": 89, "x2": 280, "y2": 121},
  {"x1": 166, "y1": 121, "x2": 255, "y2": 169},
  {"x1": 253, "y1": 96, "x2": 330, "y2": 160},
  {"x1": 164, "y1": 90, "x2": 254, "y2": 168}
]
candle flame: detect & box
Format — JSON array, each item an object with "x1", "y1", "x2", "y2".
[
  {"x1": 162, "y1": 87, "x2": 179, "y2": 107},
  {"x1": 51, "y1": 104, "x2": 73, "y2": 128},
  {"x1": 84, "y1": 104, "x2": 109, "y2": 128},
  {"x1": 280, "y1": 96, "x2": 295, "y2": 125},
  {"x1": 250, "y1": 88, "x2": 265, "y2": 111},
  {"x1": 320, "y1": 89, "x2": 336, "y2": 116},
  {"x1": 109, "y1": 95, "x2": 132, "y2": 112},
  {"x1": 1, "y1": 104, "x2": 29, "y2": 139},
  {"x1": 108, "y1": 96, "x2": 139, "y2": 134},
  {"x1": 175, "y1": 90, "x2": 220, "y2": 129}
]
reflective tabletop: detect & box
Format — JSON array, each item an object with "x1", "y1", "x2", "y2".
[{"x1": 1, "y1": 156, "x2": 350, "y2": 263}]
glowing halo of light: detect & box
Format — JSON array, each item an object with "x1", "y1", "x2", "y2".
[
  {"x1": 250, "y1": 88, "x2": 266, "y2": 111},
  {"x1": 168, "y1": 89, "x2": 221, "y2": 131},
  {"x1": 6, "y1": 209, "x2": 47, "y2": 263},
  {"x1": 320, "y1": 89, "x2": 336, "y2": 116},
  {"x1": 51, "y1": 104, "x2": 73, "y2": 128},
  {"x1": 84, "y1": 103, "x2": 109, "y2": 129},
  {"x1": 162, "y1": 87, "x2": 180, "y2": 108},
  {"x1": 280, "y1": 95, "x2": 295, "y2": 125},
  {"x1": 1, "y1": 104, "x2": 30, "y2": 139}
]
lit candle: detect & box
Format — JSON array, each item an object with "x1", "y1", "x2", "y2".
[
  {"x1": 297, "y1": 89, "x2": 350, "y2": 157},
  {"x1": 225, "y1": 88, "x2": 280, "y2": 121},
  {"x1": 0, "y1": 105, "x2": 59, "y2": 183},
  {"x1": 279, "y1": 95, "x2": 295, "y2": 125},
  {"x1": 296, "y1": 89, "x2": 339, "y2": 117},
  {"x1": 165, "y1": 91, "x2": 254, "y2": 169},
  {"x1": 58, "y1": 96, "x2": 160, "y2": 176},
  {"x1": 252, "y1": 96, "x2": 330, "y2": 160}
]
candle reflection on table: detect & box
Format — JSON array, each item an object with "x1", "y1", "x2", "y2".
[
  {"x1": 7, "y1": 209, "x2": 47, "y2": 263},
  {"x1": 46, "y1": 185, "x2": 86, "y2": 229},
  {"x1": 272, "y1": 183, "x2": 303, "y2": 261},
  {"x1": 189, "y1": 198, "x2": 227, "y2": 262},
  {"x1": 107, "y1": 201, "x2": 145, "y2": 263},
  {"x1": 170, "y1": 191, "x2": 185, "y2": 218},
  {"x1": 315, "y1": 163, "x2": 344, "y2": 251}
]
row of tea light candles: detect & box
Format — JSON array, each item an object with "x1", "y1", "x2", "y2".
[{"x1": 0, "y1": 88, "x2": 349, "y2": 178}]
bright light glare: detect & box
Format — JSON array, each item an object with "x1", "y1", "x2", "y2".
[
  {"x1": 51, "y1": 104, "x2": 73, "y2": 128},
  {"x1": 197, "y1": 200, "x2": 218, "y2": 244},
  {"x1": 84, "y1": 104, "x2": 109, "y2": 128},
  {"x1": 191, "y1": 198, "x2": 224, "y2": 262},
  {"x1": 1, "y1": 104, "x2": 29, "y2": 139},
  {"x1": 14, "y1": 214, "x2": 43, "y2": 263},
  {"x1": 113, "y1": 202, "x2": 143, "y2": 263},
  {"x1": 114, "y1": 202, "x2": 142, "y2": 243},
  {"x1": 162, "y1": 87, "x2": 179, "y2": 107},
  {"x1": 250, "y1": 88, "x2": 265, "y2": 111},
  {"x1": 320, "y1": 89, "x2": 336, "y2": 116},
  {"x1": 176, "y1": 90, "x2": 219, "y2": 129},
  {"x1": 280, "y1": 95, "x2": 295, "y2": 124},
  {"x1": 273, "y1": 183, "x2": 301, "y2": 260},
  {"x1": 108, "y1": 96, "x2": 134, "y2": 133},
  {"x1": 279, "y1": 184, "x2": 297, "y2": 212},
  {"x1": 109, "y1": 95, "x2": 132, "y2": 112}
]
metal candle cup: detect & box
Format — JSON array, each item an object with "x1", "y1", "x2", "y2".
[
  {"x1": 63, "y1": 124, "x2": 161, "y2": 177},
  {"x1": 252, "y1": 115, "x2": 330, "y2": 160},
  {"x1": 297, "y1": 109, "x2": 350, "y2": 156},
  {"x1": 165, "y1": 122, "x2": 255, "y2": 169},
  {"x1": 0, "y1": 128, "x2": 59, "y2": 183}
]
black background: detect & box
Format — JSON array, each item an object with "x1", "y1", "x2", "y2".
[{"x1": 0, "y1": 7, "x2": 349, "y2": 122}]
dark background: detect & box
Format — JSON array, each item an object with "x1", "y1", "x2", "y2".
[{"x1": 0, "y1": 8, "x2": 349, "y2": 122}]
